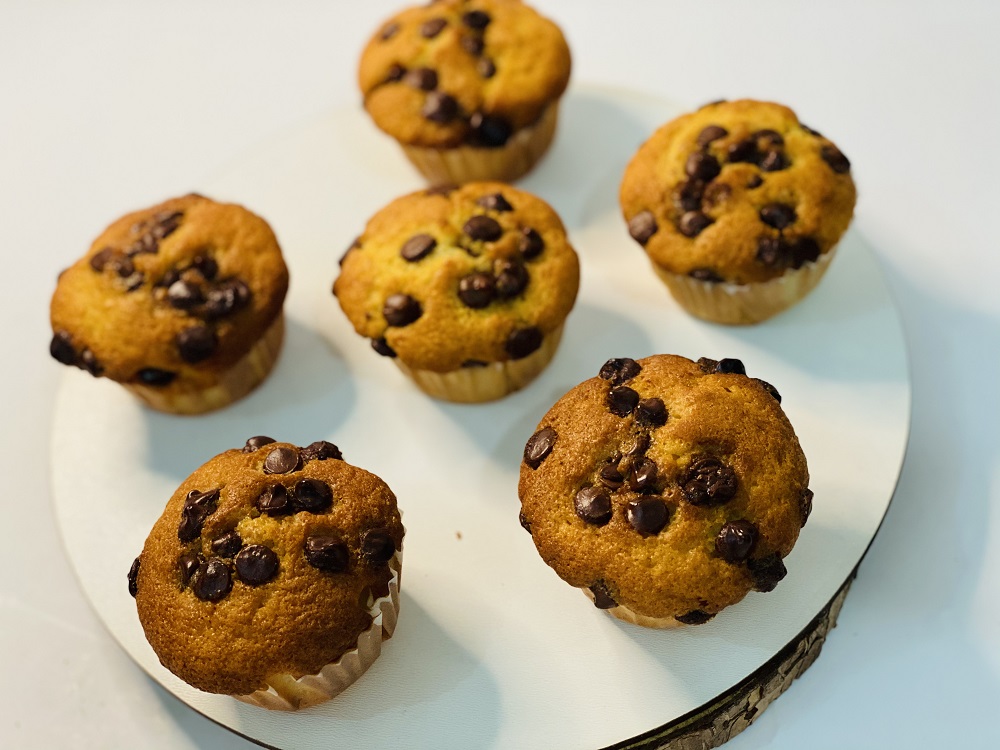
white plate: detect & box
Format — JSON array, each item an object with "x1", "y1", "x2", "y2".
[{"x1": 51, "y1": 86, "x2": 910, "y2": 750}]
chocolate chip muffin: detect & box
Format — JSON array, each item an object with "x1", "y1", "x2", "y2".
[
  {"x1": 130, "y1": 438, "x2": 404, "y2": 710},
  {"x1": 620, "y1": 100, "x2": 856, "y2": 324},
  {"x1": 49, "y1": 194, "x2": 289, "y2": 414},
  {"x1": 358, "y1": 0, "x2": 571, "y2": 184},
  {"x1": 518, "y1": 354, "x2": 811, "y2": 627},
  {"x1": 334, "y1": 182, "x2": 579, "y2": 402}
]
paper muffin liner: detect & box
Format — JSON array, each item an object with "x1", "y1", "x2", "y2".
[
  {"x1": 581, "y1": 587, "x2": 686, "y2": 629},
  {"x1": 124, "y1": 313, "x2": 285, "y2": 415},
  {"x1": 233, "y1": 552, "x2": 402, "y2": 711},
  {"x1": 401, "y1": 102, "x2": 560, "y2": 186},
  {"x1": 652, "y1": 250, "x2": 837, "y2": 326},
  {"x1": 392, "y1": 323, "x2": 564, "y2": 403}
]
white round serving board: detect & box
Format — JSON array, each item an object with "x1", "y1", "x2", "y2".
[{"x1": 52, "y1": 86, "x2": 910, "y2": 750}]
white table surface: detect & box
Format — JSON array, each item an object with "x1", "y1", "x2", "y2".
[{"x1": 2, "y1": 2, "x2": 998, "y2": 748}]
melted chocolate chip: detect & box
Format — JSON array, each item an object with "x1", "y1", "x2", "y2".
[
  {"x1": 759, "y1": 150, "x2": 788, "y2": 172},
  {"x1": 518, "y1": 227, "x2": 544, "y2": 259},
  {"x1": 518, "y1": 511, "x2": 532, "y2": 533},
  {"x1": 686, "y1": 152, "x2": 721, "y2": 182},
  {"x1": 599, "y1": 357, "x2": 641, "y2": 386},
  {"x1": 304, "y1": 536, "x2": 350, "y2": 573},
  {"x1": 716, "y1": 520, "x2": 758, "y2": 563},
  {"x1": 468, "y1": 112, "x2": 512, "y2": 147},
  {"x1": 607, "y1": 386, "x2": 640, "y2": 417},
  {"x1": 464, "y1": 215, "x2": 503, "y2": 241},
  {"x1": 235, "y1": 545, "x2": 279, "y2": 585},
  {"x1": 574, "y1": 486, "x2": 612, "y2": 526},
  {"x1": 800, "y1": 488, "x2": 814, "y2": 527},
  {"x1": 191, "y1": 558, "x2": 232, "y2": 601},
  {"x1": 697, "y1": 357, "x2": 719, "y2": 373},
  {"x1": 420, "y1": 17, "x2": 447, "y2": 38},
  {"x1": 243, "y1": 436, "x2": 276, "y2": 453},
  {"x1": 137, "y1": 367, "x2": 176, "y2": 387},
  {"x1": 126, "y1": 233, "x2": 159, "y2": 256},
  {"x1": 176, "y1": 326, "x2": 217, "y2": 363},
  {"x1": 623, "y1": 432, "x2": 651, "y2": 457},
  {"x1": 256, "y1": 484, "x2": 291, "y2": 516},
  {"x1": 635, "y1": 398, "x2": 668, "y2": 427},
  {"x1": 127, "y1": 557, "x2": 140, "y2": 597},
  {"x1": 477, "y1": 193, "x2": 512, "y2": 212},
  {"x1": 49, "y1": 331, "x2": 77, "y2": 365},
  {"x1": 494, "y1": 258, "x2": 528, "y2": 297},
  {"x1": 384, "y1": 64, "x2": 406, "y2": 83},
  {"x1": 89, "y1": 247, "x2": 116, "y2": 271},
  {"x1": 748, "y1": 554, "x2": 787, "y2": 592},
  {"x1": 462, "y1": 10, "x2": 491, "y2": 29},
  {"x1": 191, "y1": 254, "x2": 218, "y2": 280},
  {"x1": 789, "y1": 237, "x2": 821, "y2": 267},
  {"x1": 294, "y1": 479, "x2": 333, "y2": 513},
  {"x1": 422, "y1": 91, "x2": 459, "y2": 123},
  {"x1": 628, "y1": 211, "x2": 658, "y2": 245},
  {"x1": 679, "y1": 211, "x2": 713, "y2": 237},
  {"x1": 178, "y1": 552, "x2": 202, "y2": 585},
  {"x1": 760, "y1": 203, "x2": 797, "y2": 230},
  {"x1": 524, "y1": 426, "x2": 557, "y2": 469},
  {"x1": 383, "y1": 294, "x2": 422, "y2": 326},
  {"x1": 747, "y1": 174, "x2": 764, "y2": 189},
  {"x1": 477, "y1": 58, "x2": 496, "y2": 78},
  {"x1": 727, "y1": 139, "x2": 758, "y2": 163},
  {"x1": 361, "y1": 529, "x2": 396, "y2": 565},
  {"x1": 371, "y1": 338, "x2": 397, "y2": 357},
  {"x1": 461, "y1": 34, "x2": 484, "y2": 55},
  {"x1": 821, "y1": 144, "x2": 851, "y2": 173},
  {"x1": 753, "y1": 378, "x2": 782, "y2": 403},
  {"x1": 300, "y1": 440, "x2": 343, "y2": 462},
  {"x1": 599, "y1": 464, "x2": 625, "y2": 490},
  {"x1": 673, "y1": 179, "x2": 704, "y2": 213},
  {"x1": 681, "y1": 456, "x2": 738, "y2": 506},
  {"x1": 379, "y1": 22, "x2": 399, "y2": 41},
  {"x1": 400, "y1": 233, "x2": 437, "y2": 262},
  {"x1": 505, "y1": 327, "x2": 543, "y2": 359},
  {"x1": 403, "y1": 67, "x2": 438, "y2": 91},
  {"x1": 167, "y1": 279, "x2": 204, "y2": 310},
  {"x1": 590, "y1": 581, "x2": 617, "y2": 609},
  {"x1": 628, "y1": 458, "x2": 659, "y2": 493},
  {"x1": 754, "y1": 129, "x2": 784, "y2": 147},
  {"x1": 204, "y1": 279, "x2": 251, "y2": 320},
  {"x1": 715, "y1": 358, "x2": 746, "y2": 375},
  {"x1": 177, "y1": 489, "x2": 219, "y2": 542},
  {"x1": 151, "y1": 211, "x2": 183, "y2": 240},
  {"x1": 626, "y1": 497, "x2": 670, "y2": 535},
  {"x1": 264, "y1": 446, "x2": 300, "y2": 474},
  {"x1": 696, "y1": 125, "x2": 728, "y2": 147},
  {"x1": 458, "y1": 272, "x2": 496, "y2": 308},
  {"x1": 702, "y1": 181, "x2": 733, "y2": 208},
  {"x1": 756, "y1": 236, "x2": 784, "y2": 267},
  {"x1": 675, "y1": 610, "x2": 714, "y2": 625},
  {"x1": 211, "y1": 531, "x2": 243, "y2": 558}
]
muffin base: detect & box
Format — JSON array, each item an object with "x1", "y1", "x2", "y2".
[
  {"x1": 653, "y1": 251, "x2": 837, "y2": 326},
  {"x1": 234, "y1": 553, "x2": 402, "y2": 711},
  {"x1": 401, "y1": 103, "x2": 560, "y2": 186},
  {"x1": 581, "y1": 587, "x2": 686, "y2": 629},
  {"x1": 392, "y1": 323, "x2": 564, "y2": 403},
  {"x1": 123, "y1": 313, "x2": 285, "y2": 415}
]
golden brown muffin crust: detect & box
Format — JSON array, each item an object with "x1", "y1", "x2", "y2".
[
  {"x1": 359, "y1": 0, "x2": 571, "y2": 148},
  {"x1": 133, "y1": 440, "x2": 404, "y2": 696},
  {"x1": 49, "y1": 194, "x2": 289, "y2": 393},
  {"x1": 334, "y1": 182, "x2": 579, "y2": 372},
  {"x1": 518, "y1": 354, "x2": 810, "y2": 623},
  {"x1": 620, "y1": 99, "x2": 857, "y2": 284}
]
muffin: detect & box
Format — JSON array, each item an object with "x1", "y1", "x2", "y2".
[
  {"x1": 358, "y1": 0, "x2": 571, "y2": 184},
  {"x1": 334, "y1": 182, "x2": 579, "y2": 402},
  {"x1": 129, "y1": 437, "x2": 404, "y2": 710},
  {"x1": 49, "y1": 194, "x2": 289, "y2": 414},
  {"x1": 518, "y1": 354, "x2": 812, "y2": 627},
  {"x1": 620, "y1": 99, "x2": 856, "y2": 325}
]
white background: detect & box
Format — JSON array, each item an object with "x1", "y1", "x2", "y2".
[{"x1": 2, "y1": 1, "x2": 998, "y2": 749}]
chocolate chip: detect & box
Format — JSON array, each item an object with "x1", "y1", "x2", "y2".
[
  {"x1": 89, "y1": 247, "x2": 116, "y2": 271},
  {"x1": 788, "y1": 237, "x2": 821, "y2": 268},
  {"x1": 696, "y1": 125, "x2": 728, "y2": 147},
  {"x1": 126, "y1": 233, "x2": 159, "y2": 256},
  {"x1": 158, "y1": 269, "x2": 180, "y2": 288},
  {"x1": 243, "y1": 436, "x2": 276, "y2": 453},
  {"x1": 420, "y1": 17, "x2": 447, "y2": 38},
  {"x1": 477, "y1": 58, "x2": 496, "y2": 78},
  {"x1": 379, "y1": 22, "x2": 399, "y2": 41},
  {"x1": 468, "y1": 112, "x2": 512, "y2": 147},
  {"x1": 211, "y1": 531, "x2": 243, "y2": 558},
  {"x1": 747, "y1": 174, "x2": 764, "y2": 189},
  {"x1": 518, "y1": 227, "x2": 544, "y2": 259},
  {"x1": 79, "y1": 349, "x2": 103, "y2": 376},
  {"x1": 127, "y1": 557, "x2": 140, "y2": 597},
  {"x1": 122, "y1": 272, "x2": 145, "y2": 291},
  {"x1": 361, "y1": 529, "x2": 396, "y2": 565},
  {"x1": 400, "y1": 233, "x2": 437, "y2": 261},
  {"x1": 204, "y1": 278, "x2": 251, "y2": 320},
  {"x1": 304, "y1": 536, "x2": 350, "y2": 573},
  {"x1": 191, "y1": 254, "x2": 218, "y2": 280},
  {"x1": 697, "y1": 357, "x2": 718, "y2": 373},
  {"x1": 681, "y1": 456, "x2": 738, "y2": 506},
  {"x1": 505, "y1": 327, "x2": 543, "y2": 359},
  {"x1": 464, "y1": 215, "x2": 504, "y2": 243},
  {"x1": 178, "y1": 552, "x2": 202, "y2": 585},
  {"x1": 753, "y1": 378, "x2": 782, "y2": 403},
  {"x1": 235, "y1": 545, "x2": 279, "y2": 585},
  {"x1": 371, "y1": 338, "x2": 397, "y2": 357},
  {"x1": 821, "y1": 144, "x2": 851, "y2": 173},
  {"x1": 458, "y1": 272, "x2": 496, "y2": 308},
  {"x1": 477, "y1": 193, "x2": 512, "y2": 212},
  {"x1": 756, "y1": 236, "x2": 784, "y2": 267},
  {"x1": 294, "y1": 479, "x2": 333, "y2": 513},
  {"x1": 727, "y1": 139, "x2": 758, "y2": 163},
  {"x1": 760, "y1": 203, "x2": 797, "y2": 230},
  {"x1": 178, "y1": 489, "x2": 219, "y2": 542},
  {"x1": 800, "y1": 488, "x2": 814, "y2": 527},
  {"x1": 675, "y1": 610, "x2": 714, "y2": 625},
  {"x1": 754, "y1": 129, "x2": 784, "y2": 147},
  {"x1": 518, "y1": 511, "x2": 532, "y2": 533},
  {"x1": 384, "y1": 64, "x2": 406, "y2": 83},
  {"x1": 191, "y1": 558, "x2": 232, "y2": 601},
  {"x1": 607, "y1": 386, "x2": 640, "y2": 417},
  {"x1": 300, "y1": 440, "x2": 343, "y2": 462},
  {"x1": 590, "y1": 581, "x2": 617, "y2": 609},
  {"x1": 256, "y1": 484, "x2": 291, "y2": 516},
  {"x1": 716, "y1": 520, "x2": 758, "y2": 563},
  {"x1": 679, "y1": 210, "x2": 713, "y2": 237},
  {"x1": 672, "y1": 179, "x2": 704, "y2": 213},
  {"x1": 686, "y1": 152, "x2": 721, "y2": 182},
  {"x1": 151, "y1": 211, "x2": 183, "y2": 240},
  {"x1": 523, "y1": 426, "x2": 557, "y2": 469},
  {"x1": 422, "y1": 91, "x2": 459, "y2": 124},
  {"x1": 628, "y1": 458, "x2": 659, "y2": 493},
  {"x1": 715, "y1": 358, "x2": 746, "y2": 375},
  {"x1": 494, "y1": 258, "x2": 529, "y2": 297},
  {"x1": 599, "y1": 357, "x2": 641, "y2": 386},
  {"x1": 462, "y1": 10, "x2": 491, "y2": 29},
  {"x1": 264, "y1": 446, "x2": 300, "y2": 474},
  {"x1": 137, "y1": 368, "x2": 176, "y2": 386},
  {"x1": 626, "y1": 497, "x2": 670, "y2": 535},
  {"x1": 461, "y1": 34, "x2": 484, "y2": 55},
  {"x1": 49, "y1": 331, "x2": 77, "y2": 365},
  {"x1": 748, "y1": 554, "x2": 787, "y2": 592},
  {"x1": 383, "y1": 294, "x2": 422, "y2": 326},
  {"x1": 635, "y1": 398, "x2": 668, "y2": 427},
  {"x1": 622, "y1": 432, "x2": 650, "y2": 457},
  {"x1": 599, "y1": 464, "x2": 625, "y2": 490},
  {"x1": 759, "y1": 150, "x2": 788, "y2": 172},
  {"x1": 627, "y1": 210, "x2": 658, "y2": 245},
  {"x1": 425, "y1": 184, "x2": 457, "y2": 196},
  {"x1": 574, "y1": 486, "x2": 612, "y2": 526},
  {"x1": 167, "y1": 279, "x2": 204, "y2": 310},
  {"x1": 176, "y1": 326, "x2": 217, "y2": 363},
  {"x1": 403, "y1": 67, "x2": 438, "y2": 91},
  {"x1": 462, "y1": 359, "x2": 488, "y2": 368}
]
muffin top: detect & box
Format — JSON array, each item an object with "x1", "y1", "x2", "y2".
[
  {"x1": 49, "y1": 194, "x2": 289, "y2": 393},
  {"x1": 358, "y1": 0, "x2": 571, "y2": 148},
  {"x1": 620, "y1": 99, "x2": 857, "y2": 284},
  {"x1": 131, "y1": 438, "x2": 404, "y2": 697},
  {"x1": 334, "y1": 182, "x2": 579, "y2": 372},
  {"x1": 518, "y1": 354, "x2": 811, "y2": 624}
]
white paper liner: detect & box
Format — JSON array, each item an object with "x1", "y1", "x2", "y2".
[{"x1": 233, "y1": 552, "x2": 402, "y2": 711}]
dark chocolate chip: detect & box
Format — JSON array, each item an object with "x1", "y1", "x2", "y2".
[
  {"x1": 679, "y1": 211, "x2": 713, "y2": 237},
  {"x1": 401, "y1": 233, "x2": 437, "y2": 261},
  {"x1": 127, "y1": 557, "x2": 140, "y2": 597},
  {"x1": 176, "y1": 326, "x2": 217, "y2": 364},
  {"x1": 756, "y1": 236, "x2": 784, "y2": 267},
  {"x1": 688, "y1": 266, "x2": 721, "y2": 283},
  {"x1": 626, "y1": 497, "x2": 670, "y2": 535},
  {"x1": 675, "y1": 610, "x2": 714, "y2": 625},
  {"x1": 727, "y1": 139, "x2": 758, "y2": 163},
  {"x1": 696, "y1": 125, "x2": 728, "y2": 148},
  {"x1": 158, "y1": 269, "x2": 180, "y2": 288},
  {"x1": 607, "y1": 386, "x2": 640, "y2": 417},
  {"x1": 137, "y1": 368, "x2": 176, "y2": 387},
  {"x1": 422, "y1": 91, "x2": 459, "y2": 123},
  {"x1": 685, "y1": 152, "x2": 721, "y2": 182},
  {"x1": 204, "y1": 278, "x2": 251, "y2": 320},
  {"x1": 748, "y1": 554, "x2": 787, "y2": 592},
  {"x1": 361, "y1": 529, "x2": 396, "y2": 565},
  {"x1": 523, "y1": 426, "x2": 557, "y2": 469},
  {"x1": 178, "y1": 552, "x2": 202, "y2": 585},
  {"x1": 420, "y1": 17, "x2": 447, "y2": 38},
  {"x1": 462, "y1": 10, "x2": 491, "y2": 29},
  {"x1": 759, "y1": 150, "x2": 789, "y2": 172},
  {"x1": 821, "y1": 144, "x2": 851, "y2": 173},
  {"x1": 264, "y1": 446, "x2": 300, "y2": 475},
  {"x1": 599, "y1": 357, "x2": 641, "y2": 386},
  {"x1": 753, "y1": 378, "x2": 782, "y2": 403},
  {"x1": 697, "y1": 357, "x2": 719, "y2": 373},
  {"x1": 753, "y1": 129, "x2": 784, "y2": 147},
  {"x1": 243, "y1": 435, "x2": 276, "y2": 453},
  {"x1": 716, "y1": 520, "x2": 759, "y2": 563},
  {"x1": 800, "y1": 488, "x2": 814, "y2": 527},
  {"x1": 468, "y1": 112, "x2": 512, "y2": 147},
  {"x1": 462, "y1": 359, "x2": 488, "y2": 368},
  {"x1": 461, "y1": 34, "x2": 485, "y2": 55},
  {"x1": 628, "y1": 458, "x2": 659, "y2": 493},
  {"x1": 673, "y1": 179, "x2": 704, "y2": 213},
  {"x1": 622, "y1": 432, "x2": 650, "y2": 457},
  {"x1": 477, "y1": 58, "x2": 496, "y2": 78},
  {"x1": 151, "y1": 211, "x2": 183, "y2": 240},
  {"x1": 458, "y1": 272, "x2": 496, "y2": 308},
  {"x1": 788, "y1": 237, "x2": 821, "y2": 268},
  {"x1": 90, "y1": 247, "x2": 116, "y2": 271},
  {"x1": 384, "y1": 64, "x2": 406, "y2": 83},
  {"x1": 379, "y1": 22, "x2": 399, "y2": 41},
  {"x1": 126, "y1": 233, "x2": 159, "y2": 256},
  {"x1": 518, "y1": 511, "x2": 532, "y2": 533},
  {"x1": 760, "y1": 203, "x2": 797, "y2": 230},
  {"x1": 403, "y1": 67, "x2": 438, "y2": 91},
  {"x1": 235, "y1": 545, "x2": 279, "y2": 585},
  {"x1": 680, "y1": 456, "x2": 738, "y2": 506},
  {"x1": 715, "y1": 358, "x2": 746, "y2": 375},
  {"x1": 300, "y1": 440, "x2": 343, "y2": 462},
  {"x1": 167, "y1": 279, "x2": 204, "y2": 310},
  {"x1": 574, "y1": 486, "x2": 612, "y2": 526},
  {"x1": 79, "y1": 349, "x2": 103, "y2": 376},
  {"x1": 49, "y1": 331, "x2": 77, "y2": 365},
  {"x1": 627, "y1": 211, "x2": 658, "y2": 245},
  {"x1": 294, "y1": 479, "x2": 333, "y2": 513},
  {"x1": 191, "y1": 255, "x2": 218, "y2": 280},
  {"x1": 177, "y1": 489, "x2": 219, "y2": 542},
  {"x1": 304, "y1": 536, "x2": 350, "y2": 573},
  {"x1": 211, "y1": 531, "x2": 243, "y2": 558},
  {"x1": 256, "y1": 484, "x2": 291, "y2": 516},
  {"x1": 371, "y1": 337, "x2": 397, "y2": 357},
  {"x1": 747, "y1": 174, "x2": 764, "y2": 189},
  {"x1": 464, "y1": 214, "x2": 503, "y2": 241},
  {"x1": 494, "y1": 258, "x2": 528, "y2": 298},
  {"x1": 590, "y1": 581, "x2": 617, "y2": 609},
  {"x1": 699, "y1": 180, "x2": 732, "y2": 208},
  {"x1": 191, "y1": 558, "x2": 232, "y2": 601},
  {"x1": 518, "y1": 227, "x2": 544, "y2": 259},
  {"x1": 505, "y1": 327, "x2": 543, "y2": 359},
  {"x1": 477, "y1": 193, "x2": 513, "y2": 212},
  {"x1": 599, "y1": 463, "x2": 625, "y2": 490},
  {"x1": 122, "y1": 272, "x2": 145, "y2": 292},
  {"x1": 383, "y1": 294, "x2": 422, "y2": 326}
]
